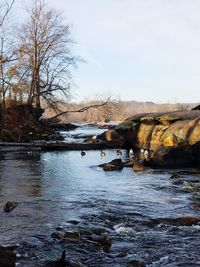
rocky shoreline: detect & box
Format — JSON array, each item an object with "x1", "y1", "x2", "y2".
[
  {"x1": 1, "y1": 105, "x2": 200, "y2": 168},
  {"x1": 99, "y1": 110, "x2": 200, "y2": 169}
]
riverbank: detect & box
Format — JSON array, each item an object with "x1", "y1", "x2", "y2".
[
  {"x1": 0, "y1": 142, "x2": 109, "y2": 152},
  {"x1": 0, "y1": 104, "x2": 63, "y2": 142}
]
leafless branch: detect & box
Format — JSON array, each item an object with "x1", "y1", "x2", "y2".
[
  {"x1": 0, "y1": 0, "x2": 15, "y2": 28},
  {"x1": 48, "y1": 99, "x2": 117, "y2": 121}
]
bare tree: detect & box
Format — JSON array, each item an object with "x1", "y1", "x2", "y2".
[
  {"x1": 0, "y1": 0, "x2": 16, "y2": 107},
  {"x1": 18, "y1": 0, "x2": 79, "y2": 109},
  {"x1": 0, "y1": 0, "x2": 15, "y2": 28},
  {"x1": 173, "y1": 103, "x2": 191, "y2": 111},
  {"x1": 45, "y1": 97, "x2": 120, "y2": 123}
]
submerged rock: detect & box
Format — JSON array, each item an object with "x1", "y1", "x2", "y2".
[
  {"x1": 67, "y1": 220, "x2": 80, "y2": 225},
  {"x1": 0, "y1": 245, "x2": 17, "y2": 267},
  {"x1": 170, "y1": 172, "x2": 181, "y2": 179},
  {"x1": 88, "y1": 233, "x2": 112, "y2": 253},
  {"x1": 128, "y1": 259, "x2": 146, "y2": 267},
  {"x1": 51, "y1": 231, "x2": 66, "y2": 240},
  {"x1": 153, "y1": 216, "x2": 200, "y2": 226},
  {"x1": 51, "y1": 229, "x2": 112, "y2": 253},
  {"x1": 3, "y1": 201, "x2": 18, "y2": 213},
  {"x1": 175, "y1": 216, "x2": 200, "y2": 226},
  {"x1": 51, "y1": 230, "x2": 80, "y2": 240}
]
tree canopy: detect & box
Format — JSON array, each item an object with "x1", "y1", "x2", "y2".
[{"x1": 0, "y1": 0, "x2": 79, "y2": 109}]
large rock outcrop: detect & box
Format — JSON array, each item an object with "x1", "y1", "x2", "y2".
[
  {"x1": 101, "y1": 110, "x2": 200, "y2": 150},
  {"x1": 146, "y1": 143, "x2": 194, "y2": 169},
  {"x1": 100, "y1": 110, "x2": 200, "y2": 168}
]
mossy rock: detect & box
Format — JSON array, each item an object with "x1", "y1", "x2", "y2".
[
  {"x1": 116, "y1": 121, "x2": 140, "y2": 132},
  {"x1": 157, "y1": 115, "x2": 182, "y2": 125},
  {"x1": 140, "y1": 116, "x2": 157, "y2": 123}
]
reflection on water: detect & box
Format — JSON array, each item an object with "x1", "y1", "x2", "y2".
[{"x1": 0, "y1": 149, "x2": 200, "y2": 266}]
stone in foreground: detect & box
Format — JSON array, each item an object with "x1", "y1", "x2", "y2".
[{"x1": 101, "y1": 159, "x2": 123, "y2": 171}]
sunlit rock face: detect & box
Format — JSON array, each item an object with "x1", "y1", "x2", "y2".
[
  {"x1": 100, "y1": 110, "x2": 200, "y2": 168},
  {"x1": 98, "y1": 129, "x2": 124, "y2": 148},
  {"x1": 106, "y1": 110, "x2": 200, "y2": 151}
]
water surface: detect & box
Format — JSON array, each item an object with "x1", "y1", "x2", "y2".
[{"x1": 0, "y1": 149, "x2": 200, "y2": 266}]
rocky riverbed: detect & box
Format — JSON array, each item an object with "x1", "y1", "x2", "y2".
[
  {"x1": 0, "y1": 149, "x2": 200, "y2": 266},
  {"x1": 1, "y1": 108, "x2": 200, "y2": 266}
]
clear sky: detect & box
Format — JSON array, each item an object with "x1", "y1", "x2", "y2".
[{"x1": 16, "y1": 0, "x2": 200, "y2": 103}]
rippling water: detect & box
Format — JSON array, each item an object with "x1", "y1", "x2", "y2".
[
  {"x1": 60, "y1": 124, "x2": 106, "y2": 143},
  {"x1": 0, "y1": 148, "x2": 200, "y2": 266}
]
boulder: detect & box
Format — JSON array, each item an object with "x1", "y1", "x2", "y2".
[
  {"x1": 153, "y1": 216, "x2": 200, "y2": 226},
  {"x1": 88, "y1": 233, "x2": 112, "y2": 253},
  {"x1": 192, "y1": 141, "x2": 200, "y2": 165},
  {"x1": 84, "y1": 136, "x2": 98, "y2": 144},
  {"x1": 175, "y1": 216, "x2": 200, "y2": 226},
  {"x1": 0, "y1": 245, "x2": 16, "y2": 267},
  {"x1": 123, "y1": 160, "x2": 135, "y2": 167},
  {"x1": 51, "y1": 230, "x2": 80, "y2": 240},
  {"x1": 170, "y1": 172, "x2": 181, "y2": 179},
  {"x1": 97, "y1": 130, "x2": 124, "y2": 147},
  {"x1": 51, "y1": 231, "x2": 66, "y2": 240},
  {"x1": 3, "y1": 201, "x2": 18, "y2": 213},
  {"x1": 51, "y1": 229, "x2": 112, "y2": 253},
  {"x1": 102, "y1": 159, "x2": 123, "y2": 171},
  {"x1": 128, "y1": 259, "x2": 146, "y2": 267},
  {"x1": 132, "y1": 161, "x2": 145, "y2": 172},
  {"x1": 147, "y1": 143, "x2": 194, "y2": 169},
  {"x1": 103, "y1": 111, "x2": 200, "y2": 157}
]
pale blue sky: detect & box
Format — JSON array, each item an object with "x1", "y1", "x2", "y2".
[{"x1": 16, "y1": 0, "x2": 200, "y2": 102}]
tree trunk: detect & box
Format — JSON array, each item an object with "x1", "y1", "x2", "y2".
[{"x1": 35, "y1": 68, "x2": 40, "y2": 108}]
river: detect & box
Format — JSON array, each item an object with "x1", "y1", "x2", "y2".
[{"x1": 0, "y1": 127, "x2": 200, "y2": 266}]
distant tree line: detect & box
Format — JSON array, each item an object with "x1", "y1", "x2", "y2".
[
  {"x1": 0, "y1": 0, "x2": 79, "y2": 109},
  {"x1": 44, "y1": 100, "x2": 193, "y2": 123}
]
